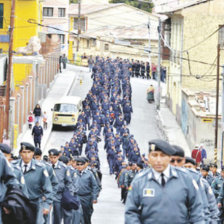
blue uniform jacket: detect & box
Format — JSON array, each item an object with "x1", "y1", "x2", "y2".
[
  {"x1": 77, "y1": 169, "x2": 99, "y2": 201},
  {"x1": 12, "y1": 159, "x2": 52, "y2": 209},
  {"x1": 125, "y1": 166, "x2": 205, "y2": 224},
  {"x1": 53, "y1": 161, "x2": 74, "y2": 202}
]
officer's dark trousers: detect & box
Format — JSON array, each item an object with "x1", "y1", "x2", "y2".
[
  {"x1": 52, "y1": 201, "x2": 72, "y2": 224},
  {"x1": 124, "y1": 114, "x2": 131, "y2": 125},
  {"x1": 79, "y1": 195, "x2": 93, "y2": 224},
  {"x1": 121, "y1": 187, "x2": 126, "y2": 201},
  {"x1": 34, "y1": 137, "x2": 41, "y2": 148}
]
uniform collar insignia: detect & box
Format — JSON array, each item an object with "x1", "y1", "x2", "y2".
[
  {"x1": 31, "y1": 159, "x2": 36, "y2": 170},
  {"x1": 170, "y1": 167, "x2": 178, "y2": 178},
  {"x1": 148, "y1": 170, "x2": 153, "y2": 180}
]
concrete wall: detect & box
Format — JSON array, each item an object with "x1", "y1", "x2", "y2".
[{"x1": 182, "y1": 90, "x2": 222, "y2": 163}]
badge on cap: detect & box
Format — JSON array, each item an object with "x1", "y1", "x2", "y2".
[
  {"x1": 151, "y1": 144, "x2": 156, "y2": 151},
  {"x1": 22, "y1": 145, "x2": 26, "y2": 150},
  {"x1": 143, "y1": 188, "x2": 155, "y2": 197}
]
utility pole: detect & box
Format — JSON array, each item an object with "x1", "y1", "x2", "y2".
[
  {"x1": 214, "y1": 43, "x2": 220, "y2": 165},
  {"x1": 5, "y1": 0, "x2": 16, "y2": 139},
  {"x1": 147, "y1": 17, "x2": 151, "y2": 66},
  {"x1": 156, "y1": 18, "x2": 162, "y2": 110},
  {"x1": 76, "y1": 0, "x2": 81, "y2": 52},
  {"x1": 215, "y1": 25, "x2": 224, "y2": 165},
  {"x1": 221, "y1": 65, "x2": 224, "y2": 167}
]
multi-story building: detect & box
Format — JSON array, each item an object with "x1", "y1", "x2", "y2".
[
  {"x1": 157, "y1": 0, "x2": 224, "y2": 161},
  {"x1": 68, "y1": 2, "x2": 160, "y2": 64},
  {"x1": 42, "y1": 0, "x2": 69, "y2": 55}
]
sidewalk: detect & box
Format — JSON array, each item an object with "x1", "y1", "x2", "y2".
[
  {"x1": 14, "y1": 65, "x2": 80, "y2": 155},
  {"x1": 156, "y1": 83, "x2": 191, "y2": 156}
]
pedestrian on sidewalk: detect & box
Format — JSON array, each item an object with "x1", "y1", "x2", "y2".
[
  {"x1": 59, "y1": 55, "x2": 62, "y2": 73},
  {"x1": 88, "y1": 55, "x2": 94, "y2": 72},
  {"x1": 62, "y1": 54, "x2": 67, "y2": 69},
  {"x1": 27, "y1": 111, "x2": 34, "y2": 129},
  {"x1": 43, "y1": 111, "x2": 48, "y2": 130},
  {"x1": 32, "y1": 121, "x2": 43, "y2": 148},
  {"x1": 33, "y1": 104, "x2": 42, "y2": 124}
]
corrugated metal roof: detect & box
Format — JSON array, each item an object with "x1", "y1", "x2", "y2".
[
  {"x1": 69, "y1": 3, "x2": 123, "y2": 16},
  {"x1": 155, "y1": 0, "x2": 209, "y2": 14}
]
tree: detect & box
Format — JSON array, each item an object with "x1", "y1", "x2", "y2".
[
  {"x1": 109, "y1": 0, "x2": 153, "y2": 12},
  {"x1": 70, "y1": 0, "x2": 78, "y2": 3}
]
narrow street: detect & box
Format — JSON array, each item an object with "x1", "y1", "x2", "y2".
[{"x1": 44, "y1": 65, "x2": 163, "y2": 223}]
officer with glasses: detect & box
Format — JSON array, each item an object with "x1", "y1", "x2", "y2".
[{"x1": 171, "y1": 145, "x2": 219, "y2": 223}]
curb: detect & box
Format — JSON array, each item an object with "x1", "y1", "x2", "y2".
[{"x1": 156, "y1": 109, "x2": 169, "y2": 141}]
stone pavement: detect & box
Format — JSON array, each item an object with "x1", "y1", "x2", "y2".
[{"x1": 13, "y1": 65, "x2": 82, "y2": 155}]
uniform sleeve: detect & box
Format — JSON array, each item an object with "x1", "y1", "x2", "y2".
[
  {"x1": 186, "y1": 175, "x2": 205, "y2": 224},
  {"x1": 90, "y1": 172, "x2": 99, "y2": 201},
  {"x1": 41, "y1": 168, "x2": 53, "y2": 209},
  {"x1": 125, "y1": 180, "x2": 141, "y2": 224},
  {"x1": 48, "y1": 166, "x2": 59, "y2": 201},
  {"x1": 2, "y1": 156, "x2": 19, "y2": 187},
  {"x1": 124, "y1": 172, "x2": 129, "y2": 188},
  {"x1": 217, "y1": 183, "x2": 224, "y2": 203},
  {"x1": 211, "y1": 179, "x2": 219, "y2": 196},
  {"x1": 65, "y1": 167, "x2": 74, "y2": 194},
  {"x1": 204, "y1": 181, "x2": 219, "y2": 222}
]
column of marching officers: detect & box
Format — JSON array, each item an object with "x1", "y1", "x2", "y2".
[
  {"x1": 1, "y1": 56, "x2": 224, "y2": 224},
  {"x1": 0, "y1": 57, "x2": 136, "y2": 224}
]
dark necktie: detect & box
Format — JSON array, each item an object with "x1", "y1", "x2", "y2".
[
  {"x1": 24, "y1": 164, "x2": 28, "y2": 174},
  {"x1": 52, "y1": 164, "x2": 55, "y2": 169},
  {"x1": 161, "y1": 173, "x2": 165, "y2": 187}
]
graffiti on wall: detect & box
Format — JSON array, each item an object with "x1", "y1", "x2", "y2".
[{"x1": 200, "y1": 138, "x2": 214, "y2": 148}]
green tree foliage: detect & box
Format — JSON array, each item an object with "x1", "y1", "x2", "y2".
[
  {"x1": 109, "y1": 0, "x2": 153, "y2": 12},
  {"x1": 70, "y1": 0, "x2": 78, "y2": 3}
]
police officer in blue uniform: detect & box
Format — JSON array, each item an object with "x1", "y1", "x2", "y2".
[
  {"x1": 171, "y1": 146, "x2": 219, "y2": 223},
  {"x1": 125, "y1": 139, "x2": 205, "y2": 224},
  {"x1": 0, "y1": 143, "x2": 29, "y2": 199},
  {"x1": 76, "y1": 157, "x2": 99, "y2": 224},
  {"x1": 0, "y1": 150, "x2": 20, "y2": 224},
  {"x1": 12, "y1": 142, "x2": 53, "y2": 224},
  {"x1": 32, "y1": 121, "x2": 43, "y2": 148},
  {"x1": 34, "y1": 147, "x2": 59, "y2": 224},
  {"x1": 48, "y1": 149, "x2": 74, "y2": 224}
]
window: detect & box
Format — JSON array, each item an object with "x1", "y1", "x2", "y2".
[
  {"x1": 58, "y1": 34, "x2": 65, "y2": 44},
  {"x1": 54, "y1": 104, "x2": 77, "y2": 113},
  {"x1": 91, "y1": 39, "x2": 96, "y2": 47},
  {"x1": 0, "y1": 4, "x2": 3, "y2": 29},
  {"x1": 104, "y1": 44, "x2": 109, "y2": 51},
  {"x1": 58, "y1": 8, "x2": 65, "y2": 17},
  {"x1": 43, "y1": 7, "x2": 53, "y2": 17},
  {"x1": 74, "y1": 18, "x2": 86, "y2": 31}
]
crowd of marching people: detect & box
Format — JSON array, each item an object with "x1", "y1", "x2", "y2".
[
  {"x1": 1, "y1": 55, "x2": 224, "y2": 224},
  {"x1": 0, "y1": 56, "x2": 144, "y2": 224}
]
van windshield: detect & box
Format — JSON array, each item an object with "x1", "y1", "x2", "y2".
[{"x1": 54, "y1": 104, "x2": 78, "y2": 113}]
